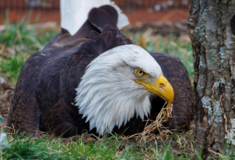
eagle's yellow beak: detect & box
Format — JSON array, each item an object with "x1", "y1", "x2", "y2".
[{"x1": 135, "y1": 75, "x2": 174, "y2": 108}]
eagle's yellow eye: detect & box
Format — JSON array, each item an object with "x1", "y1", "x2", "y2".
[{"x1": 135, "y1": 69, "x2": 146, "y2": 77}]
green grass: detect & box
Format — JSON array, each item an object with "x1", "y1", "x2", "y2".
[
  {"x1": 0, "y1": 18, "x2": 57, "y2": 83},
  {"x1": 0, "y1": 132, "x2": 196, "y2": 160},
  {"x1": 0, "y1": 55, "x2": 25, "y2": 83},
  {"x1": 2, "y1": 131, "x2": 235, "y2": 159},
  {"x1": 1, "y1": 132, "x2": 235, "y2": 159},
  {"x1": 0, "y1": 17, "x2": 40, "y2": 53},
  {"x1": 0, "y1": 18, "x2": 57, "y2": 52}
]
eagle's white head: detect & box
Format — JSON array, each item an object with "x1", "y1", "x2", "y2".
[{"x1": 75, "y1": 44, "x2": 174, "y2": 135}]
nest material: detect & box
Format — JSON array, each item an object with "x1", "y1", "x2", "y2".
[
  {"x1": 124, "y1": 102, "x2": 173, "y2": 141},
  {"x1": 61, "y1": 103, "x2": 173, "y2": 143},
  {"x1": 145, "y1": 103, "x2": 172, "y2": 128}
]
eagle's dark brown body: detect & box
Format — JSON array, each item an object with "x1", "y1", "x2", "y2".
[{"x1": 7, "y1": 6, "x2": 193, "y2": 137}]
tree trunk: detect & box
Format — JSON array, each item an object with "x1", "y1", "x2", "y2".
[{"x1": 188, "y1": 0, "x2": 235, "y2": 158}]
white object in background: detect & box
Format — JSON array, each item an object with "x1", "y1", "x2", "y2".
[
  {"x1": 0, "y1": 77, "x2": 5, "y2": 84},
  {"x1": 24, "y1": 0, "x2": 41, "y2": 8},
  {"x1": 0, "y1": 132, "x2": 9, "y2": 148},
  {"x1": 60, "y1": 0, "x2": 129, "y2": 35}
]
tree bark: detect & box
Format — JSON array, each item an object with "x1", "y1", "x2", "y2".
[{"x1": 188, "y1": 0, "x2": 235, "y2": 158}]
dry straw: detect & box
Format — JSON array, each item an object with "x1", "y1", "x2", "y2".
[{"x1": 123, "y1": 102, "x2": 173, "y2": 141}]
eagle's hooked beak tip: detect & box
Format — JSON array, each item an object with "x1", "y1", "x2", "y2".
[
  {"x1": 154, "y1": 75, "x2": 174, "y2": 108},
  {"x1": 136, "y1": 75, "x2": 174, "y2": 108}
]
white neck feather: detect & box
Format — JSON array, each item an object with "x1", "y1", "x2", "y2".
[{"x1": 75, "y1": 45, "x2": 162, "y2": 135}]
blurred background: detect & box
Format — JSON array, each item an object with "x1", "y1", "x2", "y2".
[
  {"x1": 0, "y1": 0, "x2": 190, "y2": 24},
  {"x1": 0, "y1": 0, "x2": 193, "y2": 123}
]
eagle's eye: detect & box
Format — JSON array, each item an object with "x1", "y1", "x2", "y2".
[{"x1": 135, "y1": 69, "x2": 146, "y2": 77}]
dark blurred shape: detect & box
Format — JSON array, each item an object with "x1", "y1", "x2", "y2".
[{"x1": 230, "y1": 14, "x2": 235, "y2": 36}]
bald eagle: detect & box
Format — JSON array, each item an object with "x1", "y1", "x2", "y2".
[{"x1": 7, "y1": 4, "x2": 193, "y2": 137}]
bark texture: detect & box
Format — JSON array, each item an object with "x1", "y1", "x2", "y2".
[{"x1": 188, "y1": 0, "x2": 235, "y2": 158}]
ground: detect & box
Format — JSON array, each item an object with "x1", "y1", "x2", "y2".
[{"x1": 0, "y1": 19, "x2": 233, "y2": 159}]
